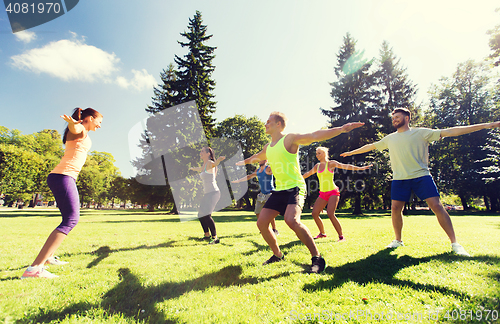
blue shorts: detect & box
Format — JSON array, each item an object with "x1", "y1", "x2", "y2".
[{"x1": 391, "y1": 175, "x2": 439, "y2": 202}]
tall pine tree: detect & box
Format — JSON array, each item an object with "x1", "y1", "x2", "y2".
[
  {"x1": 174, "y1": 10, "x2": 217, "y2": 139},
  {"x1": 146, "y1": 63, "x2": 179, "y2": 114},
  {"x1": 136, "y1": 11, "x2": 218, "y2": 212},
  {"x1": 322, "y1": 33, "x2": 381, "y2": 214},
  {"x1": 376, "y1": 41, "x2": 419, "y2": 133},
  {"x1": 147, "y1": 11, "x2": 217, "y2": 139}
]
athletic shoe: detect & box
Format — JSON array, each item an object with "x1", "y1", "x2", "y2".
[
  {"x1": 45, "y1": 256, "x2": 69, "y2": 265},
  {"x1": 208, "y1": 237, "x2": 220, "y2": 245},
  {"x1": 336, "y1": 237, "x2": 346, "y2": 242},
  {"x1": 202, "y1": 235, "x2": 211, "y2": 241},
  {"x1": 273, "y1": 229, "x2": 279, "y2": 236},
  {"x1": 21, "y1": 266, "x2": 58, "y2": 279},
  {"x1": 451, "y1": 243, "x2": 470, "y2": 257},
  {"x1": 310, "y1": 256, "x2": 327, "y2": 273},
  {"x1": 262, "y1": 254, "x2": 284, "y2": 265},
  {"x1": 314, "y1": 233, "x2": 327, "y2": 239},
  {"x1": 386, "y1": 240, "x2": 404, "y2": 248}
]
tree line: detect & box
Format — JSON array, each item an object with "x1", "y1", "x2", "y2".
[
  {"x1": 2, "y1": 10, "x2": 500, "y2": 212},
  {"x1": 0, "y1": 126, "x2": 120, "y2": 208}
]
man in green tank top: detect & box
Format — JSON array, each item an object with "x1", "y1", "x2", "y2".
[{"x1": 237, "y1": 111, "x2": 364, "y2": 273}]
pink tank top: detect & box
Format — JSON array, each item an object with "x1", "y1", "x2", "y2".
[{"x1": 51, "y1": 135, "x2": 92, "y2": 179}]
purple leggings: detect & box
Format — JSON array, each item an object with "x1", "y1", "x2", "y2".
[{"x1": 47, "y1": 173, "x2": 80, "y2": 235}]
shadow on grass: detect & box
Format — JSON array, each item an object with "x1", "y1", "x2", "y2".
[
  {"x1": 240, "y1": 239, "x2": 305, "y2": 259},
  {"x1": 0, "y1": 211, "x2": 62, "y2": 218},
  {"x1": 302, "y1": 250, "x2": 500, "y2": 300},
  {"x1": 90, "y1": 213, "x2": 257, "y2": 224},
  {"x1": 21, "y1": 265, "x2": 290, "y2": 324},
  {"x1": 83, "y1": 241, "x2": 190, "y2": 269}
]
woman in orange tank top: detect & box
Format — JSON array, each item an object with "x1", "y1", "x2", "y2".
[{"x1": 22, "y1": 108, "x2": 103, "y2": 279}]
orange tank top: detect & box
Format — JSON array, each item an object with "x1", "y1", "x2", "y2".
[{"x1": 51, "y1": 135, "x2": 92, "y2": 179}]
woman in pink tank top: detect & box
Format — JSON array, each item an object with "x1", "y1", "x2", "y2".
[
  {"x1": 303, "y1": 147, "x2": 372, "y2": 242},
  {"x1": 22, "y1": 108, "x2": 103, "y2": 279}
]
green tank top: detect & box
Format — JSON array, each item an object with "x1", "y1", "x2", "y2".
[
  {"x1": 266, "y1": 135, "x2": 306, "y2": 195},
  {"x1": 317, "y1": 163, "x2": 338, "y2": 192}
]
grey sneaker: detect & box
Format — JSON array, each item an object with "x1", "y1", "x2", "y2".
[
  {"x1": 45, "y1": 256, "x2": 69, "y2": 265},
  {"x1": 451, "y1": 243, "x2": 470, "y2": 257},
  {"x1": 386, "y1": 240, "x2": 404, "y2": 248}
]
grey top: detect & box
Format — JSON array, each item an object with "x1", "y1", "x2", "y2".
[{"x1": 200, "y1": 162, "x2": 219, "y2": 194}]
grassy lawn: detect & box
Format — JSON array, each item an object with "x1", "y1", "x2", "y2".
[{"x1": 0, "y1": 207, "x2": 499, "y2": 323}]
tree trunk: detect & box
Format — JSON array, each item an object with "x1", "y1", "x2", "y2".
[
  {"x1": 459, "y1": 195, "x2": 469, "y2": 210},
  {"x1": 353, "y1": 192, "x2": 362, "y2": 215},
  {"x1": 169, "y1": 202, "x2": 178, "y2": 214},
  {"x1": 244, "y1": 193, "x2": 252, "y2": 210},
  {"x1": 483, "y1": 195, "x2": 490, "y2": 211},
  {"x1": 489, "y1": 193, "x2": 498, "y2": 212}
]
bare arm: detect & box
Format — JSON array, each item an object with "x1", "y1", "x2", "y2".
[
  {"x1": 329, "y1": 160, "x2": 373, "y2": 171},
  {"x1": 61, "y1": 114, "x2": 85, "y2": 135},
  {"x1": 440, "y1": 121, "x2": 500, "y2": 138},
  {"x1": 235, "y1": 145, "x2": 268, "y2": 166},
  {"x1": 232, "y1": 172, "x2": 257, "y2": 183},
  {"x1": 292, "y1": 122, "x2": 365, "y2": 146},
  {"x1": 340, "y1": 143, "x2": 376, "y2": 157},
  {"x1": 302, "y1": 164, "x2": 318, "y2": 179},
  {"x1": 206, "y1": 156, "x2": 226, "y2": 170},
  {"x1": 190, "y1": 166, "x2": 203, "y2": 172}
]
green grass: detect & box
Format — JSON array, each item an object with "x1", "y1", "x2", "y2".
[{"x1": 1, "y1": 207, "x2": 499, "y2": 323}]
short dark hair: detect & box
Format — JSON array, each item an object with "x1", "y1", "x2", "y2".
[{"x1": 392, "y1": 108, "x2": 411, "y2": 120}]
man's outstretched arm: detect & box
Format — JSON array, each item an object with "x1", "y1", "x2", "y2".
[
  {"x1": 293, "y1": 122, "x2": 365, "y2": 146},
  {"x1": 440, "y1": 121, "x2": 500, "y2": 138},
  {"x1": 340, "y1": 143, "x2": 377, "y2": 157},
  {"x1": 235, "y1": 145, "x2": 268, "y2": 166}
]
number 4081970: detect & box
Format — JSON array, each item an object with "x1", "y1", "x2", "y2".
[{"x1": 5, "y1": 2, "x2": 61, "y2": 14}]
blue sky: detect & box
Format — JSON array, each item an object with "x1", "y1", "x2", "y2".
[{"x1": 0, "y1": 0, "x2": 498, "y2": 178}]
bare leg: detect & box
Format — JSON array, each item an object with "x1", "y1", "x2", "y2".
[
  {"x1": 326, "y1": 195, "x2": 342, "y2": 237},
  {"x1": 311, "y1": 197, "x2": 328, "y2": 234},
  {"x1": 425, "y1": 196, "x2": 457, "y2": 243},
  {"x1": 391, "y1": 200, "x2": 405, "y2": 242},
  {"x1": 283, "y1": 204, "x2": 319, "y2": 256},
  {"x1": 31, "y1": 229, "x2": 67, "y2": 267},
  {"x1": 256, "y1": 208, "x2": 281, "y2": 257},
  {"x1": 256, "y1": 213, "x2": 277, "y2": 231}
]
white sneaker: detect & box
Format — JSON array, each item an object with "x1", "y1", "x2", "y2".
[
  {"x1": 386, "y1": 240, "x2": 404, "y2": 248},
  {"x1": 451, "y1": 243, "x2": 470, "y2": 257},
  {"x1": 45, "y1": 256, "x2": 69, "y2": 265},
  {"x1": 21, "y1": 266, "x2": 58, "y2": 279}
]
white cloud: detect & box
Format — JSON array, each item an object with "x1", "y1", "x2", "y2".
[
  {"x1": 15, "y1": 30, "x2": 37, "y2": 43},
  {"x1": 116, "y1": 69, "x2": 157, "y2": 91},
  {"x1": 10, "y1": 37, "x2": 119, "y2": 82},
  {"x1": 10, "y1": 33, "x2": 156, "y2": 91}
]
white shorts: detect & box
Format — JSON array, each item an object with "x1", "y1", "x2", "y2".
[{"x1": 254, "y1": 192, "x2": 272, "y2": 215}]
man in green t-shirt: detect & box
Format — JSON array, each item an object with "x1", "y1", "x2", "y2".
[
  {"x1": 237, "y1": 111, "x2": 364, "y2": 273},
  {"x1": 341, "y1": 108, "x2": 500, "y2": 256}
]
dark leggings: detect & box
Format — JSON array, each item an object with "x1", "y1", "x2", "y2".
[
  {"x1": 47, "y1": 173, "x2": 80, "y2": 235},
  {"x1": 198, "y1": 191, "x2": 220, "y2": 237}
]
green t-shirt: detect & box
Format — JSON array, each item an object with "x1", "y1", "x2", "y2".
[{"x1": 373, "y1": 128, "x2": 442, "y2": 180}]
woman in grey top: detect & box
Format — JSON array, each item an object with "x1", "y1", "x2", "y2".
[{"x1": 190, "y1": 146, "x2": 225, "y2": 244}]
